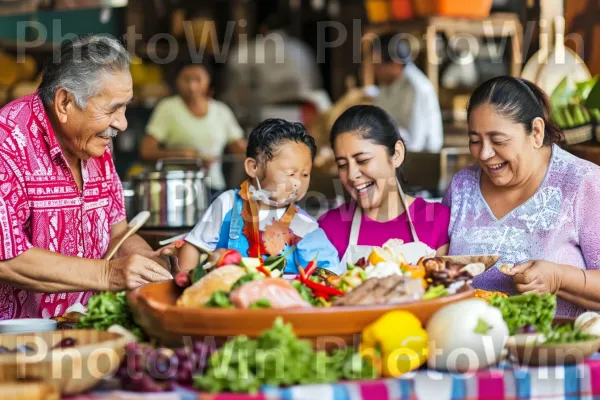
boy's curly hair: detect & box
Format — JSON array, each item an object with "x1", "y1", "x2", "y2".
[{"x1": 246, "y1": 119, "x2": 317, "y2": 164}]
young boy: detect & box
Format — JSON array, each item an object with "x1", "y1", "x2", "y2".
[{"x1": 178, "y1": 118, "x2": 342, "y2": 274}]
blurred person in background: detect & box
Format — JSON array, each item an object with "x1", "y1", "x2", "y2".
[
  {"x1": 139, "y1": 61, "x2": 247, "y2": 193},
  {"x1": 372, "y1": 33, "x2": 443, "y2": 152},
  {"x1": 329, "y1": 33, "x2": 443, "y2": 154},
  {"x1": 222, "y1": 11, "x2": 325, "y2": 121}
]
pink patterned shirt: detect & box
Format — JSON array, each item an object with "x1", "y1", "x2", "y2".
[{"x1": 0, "y1": 94, "x2": 126, "y2": 320}]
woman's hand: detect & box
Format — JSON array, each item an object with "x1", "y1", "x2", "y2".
[{"x1": 507, "y1": 260, "x2": 564, "y2": 295}]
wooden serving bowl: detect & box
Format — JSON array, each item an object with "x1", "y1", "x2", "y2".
[
  {"x1": 0, "y1": 330, "x2": 128, "y2": 395},
  {"x1": 506, "y1": 334, "x2": 600, "y2": 366},
  {"x1": 128, "y1": 280, "x2": 474, "y2": 348}
]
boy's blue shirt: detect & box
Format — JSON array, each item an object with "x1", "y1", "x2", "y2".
[{"x1": 186, "y1": 189, "x2": 343, "y2": 274}]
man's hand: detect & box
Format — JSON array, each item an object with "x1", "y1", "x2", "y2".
[
  {"x1": 105, "y1": 254, "x2": 173, "y2": 291},
  {"x1": 148, "y1": 243, "x2": 179, "y2": 271}
]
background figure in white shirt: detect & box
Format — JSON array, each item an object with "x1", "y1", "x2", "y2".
[
  {"x1": 222, "y1": 12, "x2": 323, "y2": 120},
  {"x1": 139, "y1": 62, "x2": 247, "y2": 192},
  {"x1": 373, "y1": 33, "x2": 443, "y2": 153}
]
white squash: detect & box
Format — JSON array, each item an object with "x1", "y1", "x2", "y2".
[{"x1": 427, "y1": 299, "x2": 509, "y2": 372}]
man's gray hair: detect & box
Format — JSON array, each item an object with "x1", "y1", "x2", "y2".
[{"x1": 38, "y1": 35, "x2": 131, "y2": 109}]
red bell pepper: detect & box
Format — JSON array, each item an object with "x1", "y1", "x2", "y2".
[{"x1": 303, "y1": 279, "x2": 344, "y2": 297}]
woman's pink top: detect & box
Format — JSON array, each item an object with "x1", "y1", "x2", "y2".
[{"x1": 318, "y1": 198, "x2": 451, "y2": 257}]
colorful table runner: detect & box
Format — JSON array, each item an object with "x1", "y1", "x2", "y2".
[{"x1": 69, "y1": 354, "x2": 600, "y2": 400}]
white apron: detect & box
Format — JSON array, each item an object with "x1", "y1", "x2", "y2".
[{"x1": 339, "y1": 179, "x2": 436, "y2": 268}]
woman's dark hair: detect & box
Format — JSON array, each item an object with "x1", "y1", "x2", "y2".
[
  {"x1": 330, "y1": 105, "x2": 407, "y2": 182},
  {"x1": 330, "y1": 105, "x2": 405, "y2": 157},
  {"x1": 467, "y1": 76, "x2": 563, "y2": 145},
  {"x1": 247, "y1": 118, "x2": 317, "y2": 163}
]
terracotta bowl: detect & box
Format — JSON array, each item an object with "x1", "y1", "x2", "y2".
[
  {"x1": 128, "y1": 280, "x2": 474, "y2": 349},
  {"x1": 0, "y1": 330, "x2": 128, "y2": 395}
]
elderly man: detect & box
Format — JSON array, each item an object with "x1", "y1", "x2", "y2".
[{"x1": 0, "y1": 35, "x2": 172, "y2": 320}]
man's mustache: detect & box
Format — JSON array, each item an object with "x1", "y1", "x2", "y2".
[{"x1": 97, "y1": 127, "x2": 119, "y2": 138}]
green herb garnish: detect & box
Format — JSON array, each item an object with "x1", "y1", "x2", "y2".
[
  {"x1": 423, "y1": 284, "x2": 448, "y2": 300},
  {"x1": 231, "y1": 272, "x2": 264, "y2": 292},
  {"x1": 204, "y1": 290, "x2": 234, "y2": 308},
  {"x1": 193, "y1": 318, "x2": 377, "y2": 393},
  {"x1": 489, "y1": 293, "x2": 556, "y2": 335},
  {"x1": 543, "y1": 324, "x2": 596, "y2": 344},
  {"x1": 76, "y1": 292, "x2": 145, "y2": 340},
  {"x1": 249, "y1": 299, "x2": 272, "y2": 309}
]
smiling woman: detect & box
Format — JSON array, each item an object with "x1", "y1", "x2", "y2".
[
  {"x1": 444, "y1": 76, "x2": 600, "y2": 318},
  {"x1": 318, "y1": 105, "x2": 450, "y2": 267}
]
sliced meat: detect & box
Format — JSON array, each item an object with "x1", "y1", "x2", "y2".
[
  {"x1": 177, "y1": 265, "x2": 246, "y2": 308},
  {"x1": 332, "y1": 279, "x2": 378, "y2": 306},
  {"x1": 355, "y1": 275, "x2": 403, "y2": 305},
  {"x1": 384, "y1": 278, "x2": 425, "y2": 304},
  {"x1": 332, "y1": 276, "x2": 424, "y2": 307},
  {"x1": 230, "y1": 278, "x2": 311, "y2": 309}
]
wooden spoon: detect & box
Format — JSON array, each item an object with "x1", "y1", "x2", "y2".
[{"x1": 104, "y1": 211, "x2": 151, "y2": 260}]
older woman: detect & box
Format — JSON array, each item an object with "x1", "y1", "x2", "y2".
[
  {"x1": 0, "y1": 36, "x2": 172, "y2": 320},
  {"x1": 444, "y1": 76, "x2": 600, "y2": 318}
]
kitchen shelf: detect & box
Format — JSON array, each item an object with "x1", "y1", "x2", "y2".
[{"x1": 361, "y1": 12, "x2": 524, "y2": 94}]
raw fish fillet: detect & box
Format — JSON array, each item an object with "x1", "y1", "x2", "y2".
[{"x1": 230, "y1": 278, "x2": 311, "y2": 309}]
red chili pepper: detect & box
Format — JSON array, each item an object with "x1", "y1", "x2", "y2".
[
  {"x1": 313, "y1": 291, "x2": 330, "y2": 301},
  {"x1": 298, "y1": 265, "x2": 306, "y2": 281},
  {"x1": 303, "y1": 279, "x2": 344, "y2": 297},
  {"x1": 257, "y1": 266, "x2": 271, "y2": 277},
  {"x1": 304, "y1": 260, "x2": 317, "y2": 279}
]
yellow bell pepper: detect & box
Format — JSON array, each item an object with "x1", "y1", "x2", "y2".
[{"x1": 360, "y1": 311, "x2": 428, "y2": 377}]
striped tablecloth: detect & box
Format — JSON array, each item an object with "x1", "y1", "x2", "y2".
[{"x1": 71, "y1": 354, "x2": 600, "y2": 400}]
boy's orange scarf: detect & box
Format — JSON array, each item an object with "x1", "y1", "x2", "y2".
[{"x1": 239, "y1": 180, "x2": 298, "y2": 258}]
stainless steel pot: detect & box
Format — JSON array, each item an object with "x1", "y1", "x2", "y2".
[{"x1": 130, "y1": 159, "x2": 209, "y2": 228}]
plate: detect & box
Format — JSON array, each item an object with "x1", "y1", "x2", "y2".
[
  {"x1": 0, "y1": 319, "x2": 57, "y2": 334},
  {"x1": 506, "y1": 333, "x2": 600, "y2": 366},
  {"x1": 128, "y1": 280, "x2": 474, "y2": 348}
]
